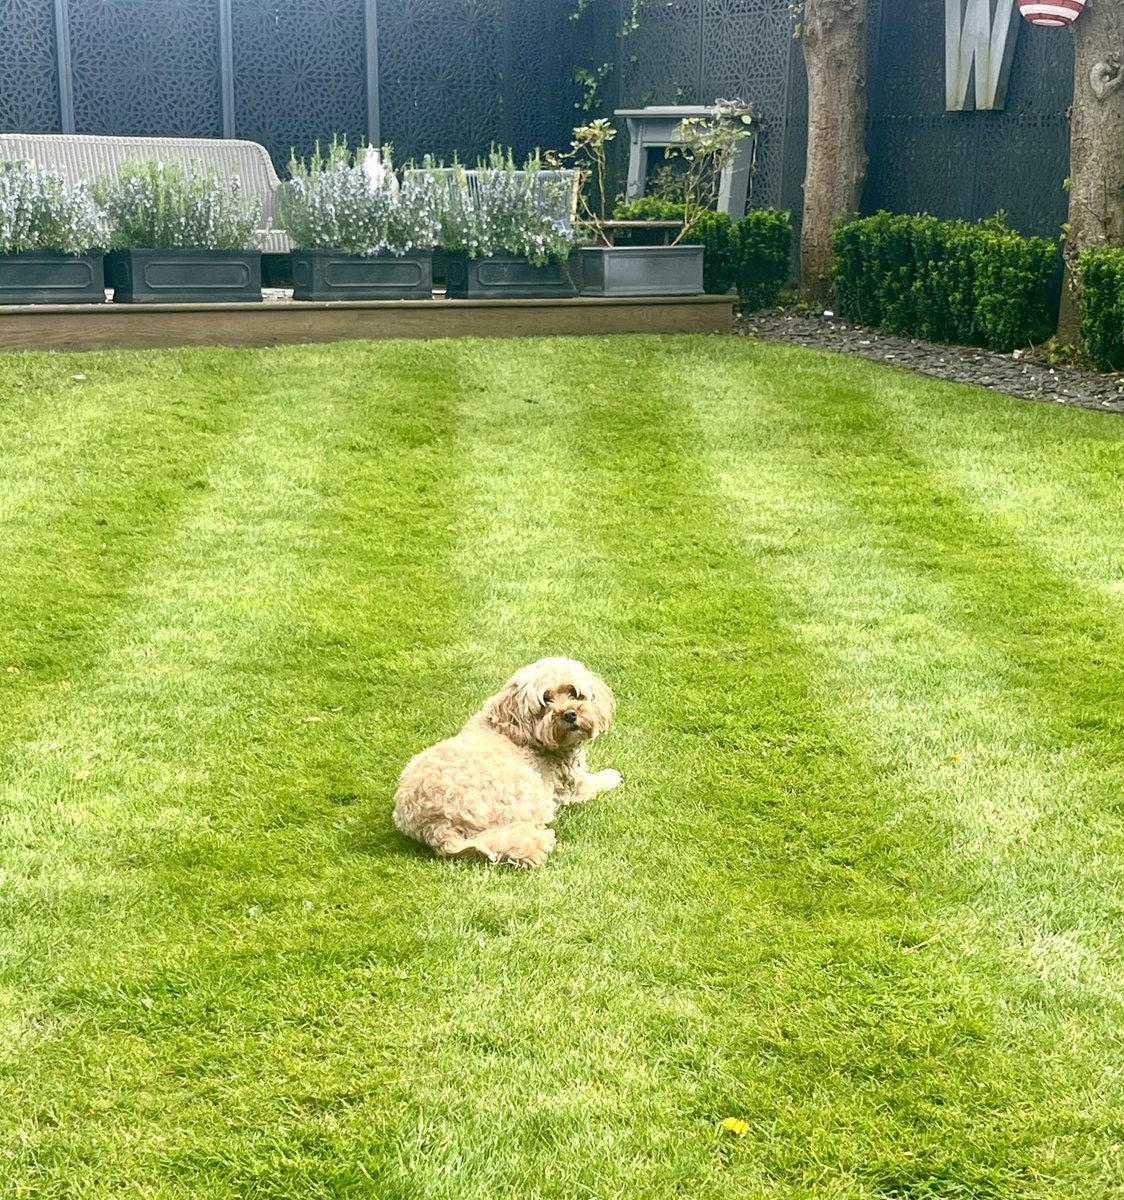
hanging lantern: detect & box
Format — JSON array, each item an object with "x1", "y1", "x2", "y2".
[{"x1": 1018, "y1": 0, "x2": 1086, "y2": 27}]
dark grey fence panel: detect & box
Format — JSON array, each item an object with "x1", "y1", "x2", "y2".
[
  {"x1": 507, "y1": 0, "x2": 587, "y2": 157},
  {"x1": 376, "y1": 0, "x2": 580, "y2": 165},
  {"x1": 864, "y1": 0, "x2": 1071, "y2": 240},
  {"x1": 0, "y1": 0, "x2": 1077, "y2": 242},
  {"x1": 0, "y1": 0, "x2": 62, "y2": 132},
  {"x1": 377, "y1": 0, "x2": 506, "y2": 163},
  {"x1": 231, "y1": 0, "x2": 369, "y2": 168},
  {"x1": 606, "y1": 0, "x2": 803, "y2": 214},
  {"x1": 68, "y1": 0, "x2": 223, "y2": 137}
]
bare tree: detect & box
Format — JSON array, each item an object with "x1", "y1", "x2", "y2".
[
  {"x1": 1057, "y1": 0, "x2": 1124, "y2": 344},
  {"x1": 798, "y1": 0, "x2": 869, "y2": 307}
]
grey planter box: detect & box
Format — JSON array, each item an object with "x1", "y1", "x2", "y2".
[
  {"x1": 0, "y1": 250, "x2": 105, "y2": 304},
  {"x1": 291, "y1": 248, "x2": 433, "y2": 300},
  {"x1": 578, "y1": 244, "x2": 704, "y2": 296},
  {"x1": 108, "y1": 248, "x2": 262, "y2": 304},
  {"x1": 444, "y1": 251, "x2": 577, "y2": 299}
]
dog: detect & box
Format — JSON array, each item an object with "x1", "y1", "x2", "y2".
[{"x1": 392, "y1": 657, "x2": 620, "y2": 868}]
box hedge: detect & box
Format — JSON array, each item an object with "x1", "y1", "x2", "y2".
[
  {"x1": 1078, "y1": 246, "x2": 1124, "y2": 371},
  {"x1": 832, "y1": 212, "x2": 1058, "y2": 353}
]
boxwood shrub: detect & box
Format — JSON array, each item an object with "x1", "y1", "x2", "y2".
[
  {"x1": 613, "y1": 199, "x2": 792, "y2": 310},
  {"x1": 1078, "y1": 246, "x2": 1124, "y2": 371},
  {"x1": 832, "y1": 212, "x2": 1058, "y2": 353}
]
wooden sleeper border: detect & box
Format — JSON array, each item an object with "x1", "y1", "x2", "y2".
[{"x1": 0, "y1": 294, "x2": 735, "y2": 353}]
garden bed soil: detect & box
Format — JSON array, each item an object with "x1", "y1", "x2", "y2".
[{"x1": 735, "y1": 307, "x2": 1124, "y2": 416}]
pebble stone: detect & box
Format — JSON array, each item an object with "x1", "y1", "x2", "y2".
[{"x1": 734, "y1": 308, "x2": 1124, "y2": 416}]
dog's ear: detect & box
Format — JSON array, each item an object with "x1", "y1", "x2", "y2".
[
  {"x1": 586, "y1": 676, "x2": 616, "y2": 737},
  {"x1": 483, "y1": 675, "x2": 537, "y2": 744}
]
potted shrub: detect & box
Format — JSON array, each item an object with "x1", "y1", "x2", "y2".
[
  {"x1": 555, "y1": 101, "x2": 758, "y2": 297},
  {"x1": 96, "y1": 160, "x2": 263, "y2": 303},
  {"x1": 280, "y1": 140, "x2": 439, "y2": 301},
  {"x1": 433, "y1": 149, "x2": 578, "y2": 299},
  {"x1": 0, "y1": 160, "x2": 107, "y2": 304}
]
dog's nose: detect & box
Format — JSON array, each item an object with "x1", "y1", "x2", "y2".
[{"x1": 563, "y1": 710, "x2": 579, "y2": 725}]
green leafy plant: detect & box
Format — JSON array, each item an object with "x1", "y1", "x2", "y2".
[
  {"x1": 1077, "y1": 246, "x2": 1124, "y2": 370},
  {"x1": 95, "y1": 160, "x2": 262, "y2": 251},
  {"x1": 0, "y1": 160, "x2": 106, "y2": 254},
  {"x1": 612, "y1": 195, "x2": 684, "y2": 222},
  {"x1": 429, "y1": 148, "x2": 577, "y2": 265},
  {"x1": 556, "y1": 100, "x2": 759, "y2": 247},
  {"x1": 733, "y1": 207, "x2": 792, "y2": 310},
  {"x1": 833, "y1": 211, "x2": 1057, "y2": 352}
]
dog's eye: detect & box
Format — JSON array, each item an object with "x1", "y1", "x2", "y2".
[{"x1": 541, "y1": 690, "x2": 554, "y2": 707}]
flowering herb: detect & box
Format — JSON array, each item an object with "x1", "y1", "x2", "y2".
[
  {"x1": 428, "y1": 148, "x2": 577, "y2": 265},
  {"x1": 0, "y1": 160, "x2": 107, "y2": 255},
  {"x1": 279, "y1": 139, "x2": 440, "y2": 256},
  {"x1": 95, "y1": 160, "x2": 262, "y2": 251}
]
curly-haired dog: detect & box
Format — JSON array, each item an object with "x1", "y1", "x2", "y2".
[{"x1": 393, "y1": 657, "x2": 620, "y2": 868}]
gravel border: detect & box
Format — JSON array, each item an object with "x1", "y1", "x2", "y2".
[{"x1": 734, "y1": 308, "x2": 1124, "y2": 416}]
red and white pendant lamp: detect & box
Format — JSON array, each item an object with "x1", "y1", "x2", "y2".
[{"x1": 1018, "y1": 0, "x2": 1086, "y2": 27}]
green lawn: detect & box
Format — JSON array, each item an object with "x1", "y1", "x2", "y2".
[{"x1": 1, "y1": 334, "x2": 1123, "y2": 1199}]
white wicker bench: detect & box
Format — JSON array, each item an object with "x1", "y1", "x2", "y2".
[{"x1": 0, "y1": 132, "x2": 292, "y2": 253}]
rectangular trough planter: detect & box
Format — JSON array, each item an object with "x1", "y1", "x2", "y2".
[
  {"x1": 0, "y1": 250, "x2": 105, "y2": 304},
  {"x1": 291, "y1": 249, "x2": 433, "y2": 301},
  {"x1": 443, "y1": 251, "x2": 577, "y2": 299},
  {"x1": 107, "y1": 248, "x2": 262, "y2": 304},
  {"x1": 577, "y1": 244, "x2": 704, "y2": 296}
]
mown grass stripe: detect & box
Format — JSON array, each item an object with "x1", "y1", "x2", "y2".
[
  {"x1": 0, "y1": 349, "x2": 262, "y2": 745},
  {"x1": 676, "y1": 338, "x2": 1124, "y2": 1194},
  {"x1": 0, "y1": 341, "x2": 472, "y2": 1196},
  {"x1": 551, "y1": 336, "x2": 1069, "y2": 1199},
  {"x1": 848, "y1": 365, "x2": 1124, "y2": 609}
]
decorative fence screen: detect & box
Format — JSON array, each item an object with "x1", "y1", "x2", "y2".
[
  {"x1": 599, "y1": 0, "x2": 807, "y2": 219},
  {"x1": 0, "y1": 0, "x2": 1073, "y2": 239},
  {"x1": 864, "y1": 0, "x2": 1072, "y2": 240}
]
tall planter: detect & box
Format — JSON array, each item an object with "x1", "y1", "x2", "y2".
[
  {"x1": 444, "y1": 252, "x2": 577, "y2": 299},
  {"x1": 107, "y1": 249, "x2": 262, "y2": 304},
  {"x1": 0, "y1": 250, "x2": 105, "y2": 304},
  {"x1": 577, "y1": 245, "x2": 704, "y2": 296},
  {"x1": 291, "y1": 249, "x2": 433, "y2": 300}
]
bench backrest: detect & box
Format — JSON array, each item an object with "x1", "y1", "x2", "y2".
[{"x1": 0, "y1": 133, "x2": 291, "y2": 252}]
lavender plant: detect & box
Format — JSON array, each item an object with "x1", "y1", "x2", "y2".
[
  {"x1": 431, "y1": 149, "x2": 576, "y2": 265},
  {"x1": 280, "y1": 139, "x2": 440, "y2": 256},
  {"x1": 96, "y1": 161, "x2": 262, "y2": 250},
  {"x1": 0, "y1": 161, "x2": 107, "y2": 255}
]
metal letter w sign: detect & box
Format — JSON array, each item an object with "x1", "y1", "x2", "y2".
[{"x1": 945, "y1": 0, "x2": 1021, "y2": 110}]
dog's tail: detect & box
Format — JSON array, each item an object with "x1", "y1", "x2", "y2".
[{"x1": 441, "y1": 823, "x2": 556, "y2": 869}]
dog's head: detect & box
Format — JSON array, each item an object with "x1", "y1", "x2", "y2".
[{"x1": 483, "y1": 657, "x2": 615, "y2": 751}]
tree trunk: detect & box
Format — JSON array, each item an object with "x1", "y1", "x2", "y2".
[
  {"x1": 1057, "y1": 0, "x2": 1124, "y2": 345},
  {"x1": 799, "y1": 0, "x2": 869, "y2": 307}
]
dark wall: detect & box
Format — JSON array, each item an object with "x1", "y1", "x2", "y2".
[
  {"x1": 0, "y1": 0, "x2": 61, "y2": 132},
  {"x1": 587, "y1": 0, "x2": 807, "y2": 216},
  {"x1": 0, "y1": 0, "x2": 581, "y2": 171},
  {"x1": 587, "y1": 0, "x2": 1071, "y2": 239},
  {"x1": 865, "y1": 0, "x2": 1072, "y2": 239},
  {"x1": 378, "y1": 0, "x2": 584, "y2": 163},
  {"x1": 0, "y1": 0, "x2": 1074, "y2": 240}
]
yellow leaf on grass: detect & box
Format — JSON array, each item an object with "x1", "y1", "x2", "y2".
[{"x1": 720, "y1": 1117, "x2": 750, "y2": 1136}]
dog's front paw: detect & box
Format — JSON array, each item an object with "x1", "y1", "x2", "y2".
[{"x1": 594, "y1": 768, "x2": 622, "y2": 791}]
